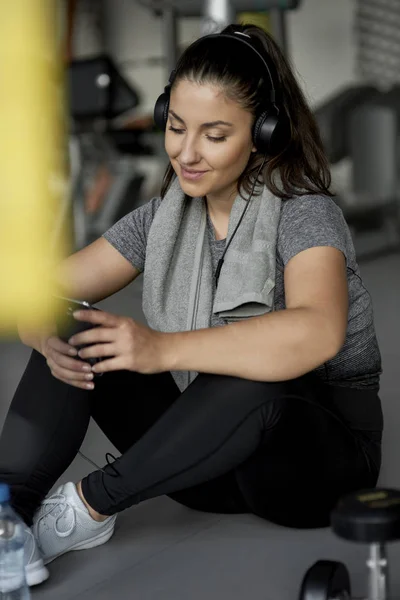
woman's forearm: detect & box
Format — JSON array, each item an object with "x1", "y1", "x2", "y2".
[{"x1": 162, "y1": 307, "x2": 342, "y2": 382}]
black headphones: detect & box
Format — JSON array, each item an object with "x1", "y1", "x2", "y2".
[{"x1": 154, "y1": 30, "x2": 291, "y2": 157}]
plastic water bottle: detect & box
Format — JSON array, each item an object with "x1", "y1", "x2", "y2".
[{"x1": 0, "y1": 484, "x2": 30, "y2": 599}]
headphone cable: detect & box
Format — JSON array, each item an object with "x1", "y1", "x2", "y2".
[{"x1": 215, "y1": 155, "x2": 267, "y2": 287}]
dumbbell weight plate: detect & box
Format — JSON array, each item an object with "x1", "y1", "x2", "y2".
[
  {"x1": 299, "y1": 560, "x2": 351, "y2": 600},
  {"x1": 331, "y1": 488, "x2": 400, "y2": 543}
]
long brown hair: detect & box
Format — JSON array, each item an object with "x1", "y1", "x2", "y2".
[{"x1": 160, "y1": 23, "x2": 333, "y2": 201}]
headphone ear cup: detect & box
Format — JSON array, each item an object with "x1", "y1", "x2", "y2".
[
  {"x1": 154, "y1": 91, "x2": 170, "y2": 131},
  {"x1": 253, "y1": 109, "x2": 291, "y2": 156}
]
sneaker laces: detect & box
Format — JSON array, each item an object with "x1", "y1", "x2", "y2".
[
  {"x1": 78, "y1": 451, "x2": 119, "y2": 477},
  {"x1": 39, "y1": 493, "x2": 76, "y2": 538}
]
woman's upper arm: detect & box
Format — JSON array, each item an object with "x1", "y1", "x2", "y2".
[
  {"x1": 54, "y1": 237, "x2": 141, "y2": 304},
  {"x1": 284, "y1": 246, "x2": 349, "y2": 353},
  {"x1": 278, "y1": 195, "x2": 351, "y2": 352}
]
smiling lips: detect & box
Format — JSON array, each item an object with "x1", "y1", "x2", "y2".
[{"x1": 180, "y1": 165, "x2": 209, "y2": 181}]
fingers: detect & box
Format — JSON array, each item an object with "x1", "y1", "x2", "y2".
[
  {"x1": 47, "y1": 345, "x2": 91, "y2": 372},
  {"x1": 58, "y1": 378, "x2": 94, "y2": 390},
  {"x1": 72, "y1": 309, "x2": 119, "y2": 328},
  {"x1": 45, "y1": 337, "x2": 95, "y2": 389},
  {"x1": 57, "y1": 376, "x2": 94, "y2": 391},
  {"x1": 47, "y1": 335, "x2": 78, "y2": 357},
  {"x1": 92, "y1": 357, "x2": 120, "y2": 374},
  {"x1": 46, "y1": 356, "x2": 95, "y2": 389},
  {"x1": 78, "y1": 343, "x2": 114, "y2": 360},
  {"x1": 69, "y1": 327, "x2": 114, "y2": 348}
]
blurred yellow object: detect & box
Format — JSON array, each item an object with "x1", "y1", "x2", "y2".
[
  {"x1": 0, "y1": 1, "x2": 69, "y2": 336},
  {"x1": 237, "y1": 12, "x2": 272, "y2": 34}
]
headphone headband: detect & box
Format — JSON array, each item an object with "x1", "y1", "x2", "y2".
[
  {"x1": 219, "y1": 32, "x2": 279, "y2": 104},
  {"x1": 170, "y1": 31, "x2": 280, "y2": 106}
]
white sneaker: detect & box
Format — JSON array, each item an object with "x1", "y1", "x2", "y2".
[
  {"x1": 24, "y1": 526, "x2": 49, "y2": 587},
  {"x1": 32, "y1": 482, "x2": 117, "y2": 565}
]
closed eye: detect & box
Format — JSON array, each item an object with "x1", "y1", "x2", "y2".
[
  {"x1": 168, "y1": 126, "x2": 184, "y2": 135},
  {"x1": 168, "y1": 126, "x2": 226, "y2": 143}
]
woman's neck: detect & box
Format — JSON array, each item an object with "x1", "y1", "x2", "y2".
[{"x1": 205, "y1": 188, "x2": 237, "y2": 220}]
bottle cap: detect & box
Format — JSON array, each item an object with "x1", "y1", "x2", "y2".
[{"x1": 0, "y1": 483, "x2": 11, "y2": 503}]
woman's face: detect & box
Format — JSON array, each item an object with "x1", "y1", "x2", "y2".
[{"x1": 165, "y1": 79, "x2": 256, "y2": 203}]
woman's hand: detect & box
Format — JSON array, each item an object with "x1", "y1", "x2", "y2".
[
  {"x1": 41, "y1": 335, "x2": 96, "y2": 390},
  {"x1": 18, "y1": 321, "x2": 95, "y2": 389},
  {"x1": 68, "y1": 309, "x2": 169, "y2": 375}
]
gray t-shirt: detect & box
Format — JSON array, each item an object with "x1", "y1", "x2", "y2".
[{"x1": 104, "y1": 194, "x2": 382, "y2": 390}]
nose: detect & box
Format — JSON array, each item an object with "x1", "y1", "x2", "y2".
[{"x1": 178, "y1": 133, "x2": 201, "y2": 166}]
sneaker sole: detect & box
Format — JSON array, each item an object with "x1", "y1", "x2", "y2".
[
  {"x1": 25, "y1": 558, "x2": 50, "y2": 587},
  {"x1": 43, "y1": 523, "x2": 115, "y2": 565}
]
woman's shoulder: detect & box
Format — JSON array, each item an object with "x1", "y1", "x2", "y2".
[
  {"x1": 277, "y1": 192, "x2": 353, "y2": 266},
  {"x1": 279, "y1": 192, "x2": 347, "y2": 234},
  {"x1": 135, "y1": 196, "x2": 163, "y2": 220},
  {"x1": 104, "y1": 195, "x2": 162, "y2": 245},
  {"x1": 118, "y1": 195, "x2": 163, "y2": 232},
  {"x1": 281, "y1": 192, "x2": 343, "y2": 217}
]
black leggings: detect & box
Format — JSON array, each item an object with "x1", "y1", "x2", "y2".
[{"x1": 0, "y1": 350, "x2": 381, "y2": 529}]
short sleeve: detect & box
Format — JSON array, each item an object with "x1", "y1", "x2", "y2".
[
  {"x1": 277, "y1": 195, "x2": 350, "y2": 266},
  {"x1": 102, "y1": 197, "x2": 162, "y2": 272}
]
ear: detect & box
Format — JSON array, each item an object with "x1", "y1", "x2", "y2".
[{"x1": 251, "y1": 145, "x2": 257, "y2": 153}]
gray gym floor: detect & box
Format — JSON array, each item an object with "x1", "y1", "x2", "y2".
[{"x1": 0, "y1": 249, "x2": 399, "y2": 600}]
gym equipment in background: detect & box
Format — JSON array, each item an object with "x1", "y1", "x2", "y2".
[
  {"x1": 68, "y1": 55, "x2": 140, "y2": 121},
  {"x1": 313, "y1": 0, "x2": 400, "y2": 262},
  {"x1": 137, "y1": 0, "x2": 302, "y2": 73},
  {"x1": 300, "y1": 561, "x2": 351, "y2": 600},
  {"x1": 68, "y1": 54, "x2": 157, "y2": 250},
  {"x1": 314, "y1": 85, "x2": 381, "y2": 166},
  {"x1": 299, "y1": 488, "x2": 400, "y2": 600},
  {"x1": 355, "y1": 0, "x2": 400, "y2": 91},
  {"x1": 344, "y1": 104, "x2": 400, "y2": 256}
]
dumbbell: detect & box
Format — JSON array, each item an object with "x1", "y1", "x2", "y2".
[{"x1": 299, "y1": 488, "x2": 400, "y2": 600}]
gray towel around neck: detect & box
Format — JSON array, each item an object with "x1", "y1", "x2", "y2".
[{"x1": 142, "y1": 176, "x2": 282, "y2": 392}]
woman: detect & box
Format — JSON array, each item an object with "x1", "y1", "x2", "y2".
[{"x1": 0, "y1": 23, "x2": 383, "y2": 587}]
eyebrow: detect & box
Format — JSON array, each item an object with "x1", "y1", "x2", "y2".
[{"x1": 169, "y1": 110, "x2": 233, "y2": 128}]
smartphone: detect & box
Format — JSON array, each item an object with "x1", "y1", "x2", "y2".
[{"x1": 54, "y1": 296, "x2": 102, "y2": 370}]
